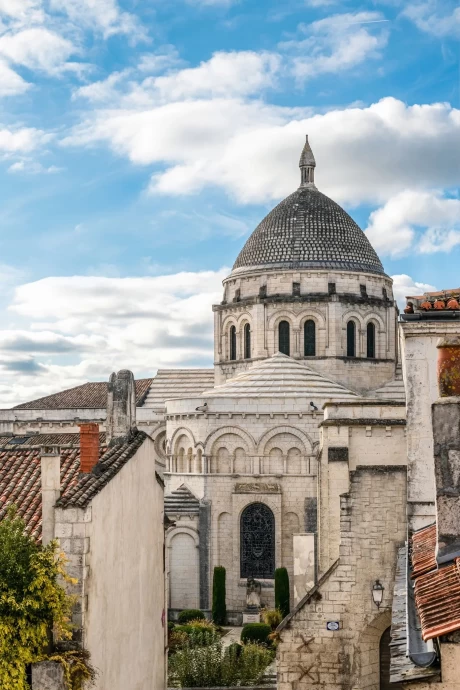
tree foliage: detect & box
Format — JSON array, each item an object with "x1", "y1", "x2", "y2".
[
  {"x1": 212, "y1": 565, "x2": 226, "y2": 625},
  {"x1": 274, "y1": 567, "x2": 290, "y2": 619},
  {"x1": 0, "y1": 508, "x2": 80, "y2": 690}
]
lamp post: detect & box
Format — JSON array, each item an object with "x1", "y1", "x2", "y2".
[{"x1": 372, "y1": 580, "x2": 384, "y2": 608}]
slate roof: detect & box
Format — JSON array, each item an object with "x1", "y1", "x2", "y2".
[
  {"x1": 143, "y1": 369, "x2": 214, "y2": 409},
  {"x1": 232, "y1": 179, "x2": 384, "y2": 276},
  {"x1": 164, "y1": 484, "x2": 200, "y2": 515},
  {"x1": 200, "y1": 352, "x2": 358, "y2": 400},
  {"x1": 0, "y1": 429, "x2": 150, "y2": 539},
  {"x1": 13, "y1": 378, "x2": 153, "y2": 410},
  {"x1": 411, "y1": 524, "x2": 460, "y2": 642}
]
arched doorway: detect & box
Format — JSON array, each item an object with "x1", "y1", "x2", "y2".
[{"x1": 380, "y1": 627, "x2": 402, "y2": 690}]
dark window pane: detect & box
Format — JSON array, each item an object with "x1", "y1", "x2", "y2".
[
  {"x1": 304, "y1": 320, "x2": 316, "y2": 356},
  {"x1": 230, "y1": 326, "x2": 237, "y2": 360},
  {"x1": 367, "y1": 322, "x2": 375, "y2": 358},
  {"x1": 244, "y1": 323, "x2": 251, "y2": 359},
  {"x1": 240, "y1": 503, "x2": 275, "y2": 579},
  {"x1": 347, "y1": 321, "x2": 356, "y2": 357},
  {"x1": 279, "y1": 320, "x2": 290, "y2": 356}
]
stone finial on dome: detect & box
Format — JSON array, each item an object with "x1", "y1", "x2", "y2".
[{"x1": 299, "y1": 135, "x2": 316, "y2": 188}]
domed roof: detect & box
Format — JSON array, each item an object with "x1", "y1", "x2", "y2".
[{"x1": 231, "y1": 137, "x2": 384, "y2": 276}]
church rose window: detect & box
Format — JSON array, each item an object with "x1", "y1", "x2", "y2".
[
  {"x1": 347, "y1": 320, "x2": 356, "y2": 357},
  {"x1": 244, "y1": 323, "x2": 251, "y2": 359},
  {"x1": 240, "y1": 503, "x2": 275, "y2": 579},
  {"x1": 279, "y1": 321, "x2": 290, "y2": 356},
  {"x1": 230, "y1": 326, "x2": 237, "y2": 360},
  {"x1": 304, "y1": 319, "x2": 316, "y2": 356},
  {"x1": 367, "y1": 322, "x2": 375, "y2": 359}
]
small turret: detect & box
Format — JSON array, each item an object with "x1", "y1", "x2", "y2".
[{"x1": 299, "y1": 135, "x2": 316, "y2": 188}]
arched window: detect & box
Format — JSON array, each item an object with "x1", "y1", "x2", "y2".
[
  {"x1": 367, "y1": 322, "x2": 375, "y2": 358},
  {"x1": 240, "y1": 503, "x2": 275, "y2": 579},
  {"x1": 230, "y1": 325, "x2": 237, "y2": 360},
  {"x1": 279, "y1": 320, "x2": 290, "y2": 356},
  {"x1": 347, "y1": 320, "x2": 356, "y2": 357},
  {"x1": 304, "y1": 319, "x2": 316, "y2": 356},
  {"x1": 244, "y1": 323, "x2": 251, "y2": 359}
]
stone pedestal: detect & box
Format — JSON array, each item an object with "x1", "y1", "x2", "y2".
[
  {"x1": 32, "y1": 662, "x2": 66, "y2": 690},
  {"x1": 242, "y1": 610, "x2": 260, "y2": 624}
]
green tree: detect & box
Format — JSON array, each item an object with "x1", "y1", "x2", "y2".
[
  {"x1": 274, "y1": 567, "x2": 290, "y2": 619},
  {"x1": 0, "y1": 508, "x2": 91, "y2": 690},
  {"x1": 212, "y1": 566, "x2": 226, "y2": 625}
]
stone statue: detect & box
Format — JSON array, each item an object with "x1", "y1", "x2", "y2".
[{"x1": 246, "y1": 576, "x2": 262, "y2": 610}]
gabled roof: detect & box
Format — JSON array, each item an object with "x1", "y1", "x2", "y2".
[
  {"x1": 143, "y1": 369, "x2": 214, "y2": 409},
  {"x1": 201, "y1": 353, "x2": 357, "y2": 400},
  {"x1": 164, "y1": 484, "x2": 200, "y2": 515},
  {"x1": 13, "y1": 378, "x2": 153, "y2": 410},
  {"x1": 0, "y1": 429, "x2": 154, "y2": 539}
]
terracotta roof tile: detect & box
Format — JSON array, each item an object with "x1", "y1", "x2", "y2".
[
  {"x1": 0, "y1": 429, "x2": 148, "y2": 540},
  {"x1": 13, "y1": 378, "x2": 153, "y2": 410},
  {"x1": 411, "y1": 524, "x2": 437, "y2": 578}
]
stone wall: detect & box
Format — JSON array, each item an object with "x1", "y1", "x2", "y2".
[{"x1": 277, "y1": 466, "x2": 407, "y2": 690}]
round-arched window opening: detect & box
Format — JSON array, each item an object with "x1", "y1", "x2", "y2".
[
  {"x1": 367, "y1": 322, "x2": 376, "y2": 359},
  {"x1": 279, "y1": 321, "x2": 290, "y2": 356},
  {"x1": 347, "y1": 320, "x2": 356, "y2": 358},
  {"x1": 240, "y1": 503, "x2": 275, "y2": 579},
  {"x1": 244, "y1": 323, "x2": 251, "y2": 359},
  {"x1": 230, "y1": 325, "x2": 237, "y2": 360},
  {"x1": 304, "y1": 319, "x2": 316, "y2": 356}
]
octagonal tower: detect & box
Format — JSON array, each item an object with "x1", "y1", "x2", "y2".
[{"x1": 213, "y1": 137, "x2": 397, "y2": 393}]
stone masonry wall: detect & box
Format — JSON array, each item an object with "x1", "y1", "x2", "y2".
[{"x1": 277, "y1": 466, "x2": 407, "y2": 690}]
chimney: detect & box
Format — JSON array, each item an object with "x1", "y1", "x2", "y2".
[
  {"x1": 79, "y1": 422, "x2": 100, "y2": 473},
  {"x1": 41, "y1": 447, "x2": 60, "y2": 546},
  {"x1": 433, "y1": 338, "x2": 460, "y2": 564},
  {"x1": 106, "y1": 369, "x2": 136, "y2": 444}
]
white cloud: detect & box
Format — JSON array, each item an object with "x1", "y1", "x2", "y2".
[
  {"x1": 0, "y1": 0, "x2": 44, "y2": 24},
  {"x1": 281, "y1": 12, "x2": 389, "y2": 81},
  {"x1": 0, "y1": 269, "x2": 227, "y2": 406},
  {"x1": 391, "y1": 274, "x2": 436, "y2": 309},
  {"x1": 403, "y1": 2, "x2": 460, "y2": 38},
  {"x1": 0, "y1": 59, "x2": 29, "y2": 95},
  {"x1": 0, "y1": 27, "x2": 76, "y2": 73},
  {"x1": 365, "y1": 190, "x2": 460, "y2": 257},
  {"x1": 49, "y1": 0, "x2": 144, "y2": 39},
  {"x1": 0, "y1": 125, "x2": 50, "y2": 153},
  {"x1": 8, "y1": 159, "x2": 61, "y2": 173},
  {"x1": 64, "y1": 95, "x2": 460, "y2": 206}
]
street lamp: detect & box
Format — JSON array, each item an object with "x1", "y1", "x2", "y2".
[{"x1": 372, "y1": 580, "x2": 384, "y2": 608}]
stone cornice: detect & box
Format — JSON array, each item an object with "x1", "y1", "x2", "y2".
[{"x1": 213, "y1": 292, "x2": 394, "y2": 312}]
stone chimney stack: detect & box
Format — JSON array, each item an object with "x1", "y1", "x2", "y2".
[
  {"x1": 106, "y1": 370, "x2": 136, "y2": 444},
  {"x1": 433, "y1": 338, "x2": 460, "y2": 564},
  {"x1": 41, "y1": 447, "x2": 60, "y2": 546},
  {"x1": 79, "y1": 423, "x2": 100, "y2": 473}
]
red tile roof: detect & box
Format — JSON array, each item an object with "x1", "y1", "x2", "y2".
[
  {"x1": 0, "y1": 429, "x2": 148, "y2": 540},
  {"x1": 411, "y1": 524, "x2": 460, "y2": 641},
  {"x1": 13, "y1": 378, "x2": 153, "y2": 410},
  {"x1": 411, "y1": 524, "x2": 437, "y2": 578}
]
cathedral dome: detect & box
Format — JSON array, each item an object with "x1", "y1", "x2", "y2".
[{"x1": 231, "y1": 137, "x2": 384, "y2": 277}]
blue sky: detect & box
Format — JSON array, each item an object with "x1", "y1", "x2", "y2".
[{"x1": 0, "y1": 0, "x2": 458, "y2": 406}]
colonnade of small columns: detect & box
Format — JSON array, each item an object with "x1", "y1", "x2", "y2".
[{"x1": 166, "y1": 452, "x2": 316, "y2": 476}]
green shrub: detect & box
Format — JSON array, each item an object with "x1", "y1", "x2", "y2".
[
  {"x1": 212, "y1": 566, "x2": 227, "y2": 625},
  {"x1": 240, "y1": 623, "x2": 272, "y2": 646},
  {"x1": 177, "y1": 609, "x2": 205, "y2": 624},
  {"x1": 275, "y1": 567, "x2": 290, "y2": 619},
  {"x1": 174, "y1": 625, "x2": 218, "y2": 648},
  {"x1": 261, "y1": 607, "x2": 283, "y2": 630},
  {"x1": 168, "y1": 637, "x2": 273, "y2": 687}
]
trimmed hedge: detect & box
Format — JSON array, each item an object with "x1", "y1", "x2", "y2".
[
  {"x1": 212, "y1": 566, "x2": 227, "y2": 625},
  {"x1": 241, "y1": 623, "x2": 272, "y2": 646},
  {"x1": 177, "y1": 609, "x2": 205, "y2": 624},
  {"x1": 275, "y1": 567, "x2": 290, "y2": 619}
]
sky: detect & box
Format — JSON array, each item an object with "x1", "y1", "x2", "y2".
[{"x1": 0, "y1": 0, "x2": 459, "y2": 407}]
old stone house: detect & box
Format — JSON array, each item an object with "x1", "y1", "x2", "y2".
[{"x1": 0, "y1": 370, "x2": 166, "y2": 690}]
